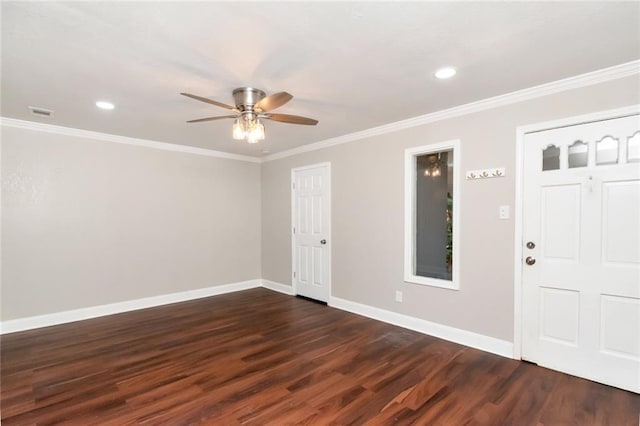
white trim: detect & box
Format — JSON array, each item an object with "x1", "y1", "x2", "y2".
[
  {"x1": 513, "y1": 127, "x2": 525, "y2": 360},
  {"x1": 263, "y1": 60, "x2": 640, "y2": 162},
  {"x1": 290, "y1": 162, "x2": 332, "y2": 301},
  {"x1": 0, "y1": 277, "x2": 515, "y2": 359},
  {"x1": 261, "y1": 279, "x2": 295, "y2": 295},
  {"x1": 404, "y1": 140, "x2": 461, "y2": 290},
  {"x1": 0, "y1": 117, "x2": 261, "y2": 164},
  {"x1": 290, "y1": 161, "x2": 332, "y2": 172},
  {"x1": 3, "y1": 61, "x2": 637, "y2": 166},
  {"x1": 329, "y1": 296, "x2": 514, "y2": 358},
  {"x1": 0, "y1": 280, "x2": 261, "y2": 334},
  {"x1": 513, "y1": 104, "x2": 640, "y2": 359},
  {"x1": 291, "y1": 169, "x2": 296, "y2": 296},
  {"x1": 516, "y1": 104, "x2": 640, "y2": 136},
  {"x1": 0, "y1": 126, "x2": 2, "y2": 325}
]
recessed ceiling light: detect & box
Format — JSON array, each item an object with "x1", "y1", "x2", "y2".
[
  {"x1": 95, "y1": 101, "x2": 115, "y2": 110},
  {"x1": 435, "y1": 67, "x2": 457, "y2": 79}
]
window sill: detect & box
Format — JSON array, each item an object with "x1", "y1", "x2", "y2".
[{"x1": 404, "y1": 274, "x2": 459, "y2": 290}]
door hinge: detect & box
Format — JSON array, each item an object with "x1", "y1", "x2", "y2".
[
  {"x1": 293, "y1": 271, "x2": 296, "y2": 278},
  {"x1": 293, "y1": 227, "x2": 296, "y2": 234},
  {"x1": 292, "y1": 182, "x2": 296, "y2": 189}
]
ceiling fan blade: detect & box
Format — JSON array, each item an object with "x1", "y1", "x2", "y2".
[
  {"x1": 186, "y1": 115, "x2": 237, "y2": 123},
  {"x1": 255, "y1": 92, "x2": 293, "y2": 112},
  {"x1": 264, "y1": 113, "x2": 318, "y2": 125},
  {"x1": 181, "y1": 93, "x2": 237, "y2": 111}
]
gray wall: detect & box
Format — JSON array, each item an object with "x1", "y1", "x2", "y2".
[
  {"x1": 1, "y1": 126, "x2": 261, "y2": 320},
  {"x1": 2, "y1": 76, "x2": 638, "y2": 338},
  {"x1": 261, "y1": 75, "x2": 640, "y2": 341}
]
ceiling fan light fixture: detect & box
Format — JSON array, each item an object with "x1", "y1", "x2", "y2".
[
  {"x1": 232, "y1": 118, "x2": 245, "y2": 140},
  {"x1": 254, "y1": 121, "x2": 266, "y2": 140},
  {"x1": 232, "y1": 117, "x2": 265, "y2": 143},
  {"x1": 182, "y1": 87, "x2": 317, "y2": 144},
  {"x1": 246, "y1": 119, "x2": 265, "y2": 143}
]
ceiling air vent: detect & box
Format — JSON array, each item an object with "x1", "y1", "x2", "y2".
[{"x1": 28, "y1": 106, "x2": 54, "y2": 118}]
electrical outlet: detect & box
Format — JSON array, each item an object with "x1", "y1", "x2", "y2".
[
  {"x1": 499, "y1": 205, "x2": 510, "y2": 220},
  {"x1": 395, "y1": 291, "x2": 403, "y2": 302}
]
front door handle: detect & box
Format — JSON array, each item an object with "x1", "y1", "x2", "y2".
[
  {"x1": 320, "y1": 239, "x2": 327, "y2": 245},
  {"x1": 525, "y1": 256, "x2": 536, "y2": 265}
]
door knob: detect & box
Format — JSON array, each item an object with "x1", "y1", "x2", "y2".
[
  {"x1": 525, "y1": 256, "x2": 536, "y2": 265},
  {"x1": 320, "y1": 239, "x2": 327, "y2": 245},
  {"x1": 526, "y1": 241, "x2": 535, "y2": 249}
]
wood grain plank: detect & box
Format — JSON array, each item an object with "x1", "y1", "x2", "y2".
[{"x1": 2, "y1": 288, "x2": 638, "y2": 425}]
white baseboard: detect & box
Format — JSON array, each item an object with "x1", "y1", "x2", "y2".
[
  {"x1": 329, "y1": 296, "x2": 514, "y2": 359},
  {"x1": 1, "y1": 279, "x2": 514, "y2": 361},
  {"x1": 261, "y1": 279, "x2": 295, "y2": 295},
  {"x1": 0, "y1": 279, "x2": 261, "y2": 334}
]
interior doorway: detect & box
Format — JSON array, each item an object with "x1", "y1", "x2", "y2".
[{"x1": 291, "y1": 162, "x2": 331, "y2": 302}]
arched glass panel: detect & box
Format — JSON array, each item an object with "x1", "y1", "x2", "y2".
[
  {"x1": 628, "y1": 131, "x2": 640, "y2": 163},
  {"x1": 542, "y1": 145, "x2": 560, "y2": 171},
  {"x1": 568, "y1": 140, "x2": 588, "y2": 168},
  {"x1": 596, "y1": 136, "x2": 619, "y2": 165}
]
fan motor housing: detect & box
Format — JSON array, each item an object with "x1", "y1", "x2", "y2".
[{"x1": 232, "y1": 88, "x2": 266, "y2": 111}]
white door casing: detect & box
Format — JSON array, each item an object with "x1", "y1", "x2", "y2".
[
  {"x1": 291, "y1": 163, "x2": 331, "y2": 302},
  {"x1": 521, "y1": 113, "x2": 640, "y2": 393}
]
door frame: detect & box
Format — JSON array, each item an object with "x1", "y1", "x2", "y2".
[
  {"x1": 290, "y1": 162, "x2": 332, "y2": 299},
  {"x1": 513, "y1": 104, "x2": 640, "y2": 359}
]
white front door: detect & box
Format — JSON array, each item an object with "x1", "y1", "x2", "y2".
[
  {"x1": 292, "y1": 163, "x2": 331, "y2": 302},
  {"x1": 522, "y1": 113, "x2": 640, "y2": 393}
]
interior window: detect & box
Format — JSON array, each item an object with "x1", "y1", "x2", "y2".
[
  {"x1": 627, "y1": 131, "x2": 640, "y2": 162},
  {"x1": 404, "y1": 142, "x2": 459, "y2": 290},
  {"x1": 568, "y1": 140, "x2": 588, "y2": 168},
  {"x1": 596, "y1": 136, "x2": 619, "y2": 165},
  {"x1": 542, "y1": 145, "x2": 560, "y2": 171}
]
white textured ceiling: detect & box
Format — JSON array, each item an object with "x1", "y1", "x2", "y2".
[{"x1": 2, "y1": 2, "x2": 639, "y2": 157}]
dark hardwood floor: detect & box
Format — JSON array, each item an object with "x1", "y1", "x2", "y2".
[{"x1": 1, "y1": 288, "x2": 638, "y2": 425}]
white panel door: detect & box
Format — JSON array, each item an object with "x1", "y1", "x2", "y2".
[
  {"x1": 522, "y1": 114, "x2": 640, "y2": 393},
  {"x1": 292, "y1": 163, "x2": 331, "y2": 302}
]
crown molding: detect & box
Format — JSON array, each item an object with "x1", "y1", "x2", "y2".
[
  {"x1": 0, "y1": 117, "x2": 262, "y2": 164},
  {"x1": 2, "y1": 61, "x2": 637, "y2": 164},
  {"x1": 263, "y1": 60, "x2": 640, "y2": 162}
]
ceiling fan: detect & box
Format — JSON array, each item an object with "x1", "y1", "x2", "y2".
[{"x1": 181, "y1": 88, "x2": 318, "y2": 143}]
